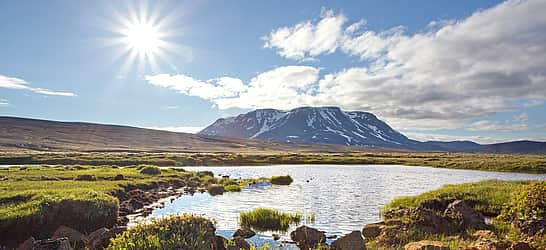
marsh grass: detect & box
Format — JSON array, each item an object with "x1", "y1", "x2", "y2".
[
  {"x1": 107, "y1": 214, "x2": 216, "y2": 250},
  {"x1": 383, "y1": 180, "x2": 530, "y2": 216},
  {"x1": 239, "y1": 208, "x2": 315, "y2": 232}
]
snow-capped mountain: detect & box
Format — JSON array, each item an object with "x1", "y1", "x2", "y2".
[{"x1": 199, "y1": 107, "x2": 421, "y2": 149}]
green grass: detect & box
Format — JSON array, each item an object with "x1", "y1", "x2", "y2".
[
  {"x1": 107, "y1": 214, "x2": 217, "y2": 250},
  {"x1": 383, "y1": 180, "x2": 531, "y2": 216},
  {"x1": 2, "y1": 151, "x2": 545, "y2": 173},
  {"x1": 239, "y1": 208, "x2": 314, "y2": 232},
  {"x1": 224, "y1": 184, "x2": 242, "y2": 192},
  {"x1": 139, "y1": 165, "x2": 162, "y2": 175}
]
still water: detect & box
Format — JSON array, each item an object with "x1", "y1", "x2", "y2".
[{"x1": 148, "y1": 165, "x2": 545, "y2": 246}]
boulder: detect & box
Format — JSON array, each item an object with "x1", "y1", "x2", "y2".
[
  {"x1": 227, "y1": 237, "x2": 250, "y2": 250},
  {"x1": 469, "y1": 240, "x2": 507, "y2": 250},
  {"x1": 16, "y1": 237, "x2": 35, "y2": 250},
  {"x1": 444, "y1": 200, "x2": 486, "y2": 230},
  {"x1": 509, "y1": 242, "x2": 532, "y2": 250},
  {"x1": 87, "y1": 228, "x2": 115, "y2": 250},
  {"x1": 290, "y1": 226, "x2": 326, "y2": 249},
  {"x1": 331, "y1": 231, "x2": 366, "y2": 250},
  {"x1": 272, "y1": 234, "x2": 280, "y2": 241},
  {"x1": 511, "y1": 218, "x2": 546, "y2": 237},
  {"x1": 410, "y1": 207, "x2": 451, "y2": 233},
  {"x1": 233, "y1": 227, "x2": 256, "y2": 239},
  {"x1": 376, "y1": 226, "x2": 404, "y2": 248},
  {"x1": 52, "y1": 225, "x2": 85, "y2": 247},
  {"x1": 214, "y1": 235, "x2": 228, "y2": 250},
  {"x1": 33, "y1": 237, "x2": 72, "y2": 250},
  {"x1": 362, "y1": 222, "x2": 383, "y2": 239},
  {"x1": 404, "y1": 240, "x2": 449, "y2": 250}
]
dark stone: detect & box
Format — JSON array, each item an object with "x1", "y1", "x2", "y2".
[
  {"x1": 510, "y1": 242, "x2": 533, "y2": 250},
  {"x1": 233, "y1": 228, "x2": 256, "y2": 239},
  {"x1": 290, "y1": 226, "x2": 326, "y2": 249},
  {"x1": 113, "y1": 174, "x2": 125, "y2": 180},
  {"x1": 512, "y1": 218, "x2": 546, "y2": 237},
  {"x1": 214, "y1": 235, "x2": 228, "y2": 250},
  {"x1": 272, "y1": 234, "x2": 281, "y2": 241},
  {"x1": 51, "y1": 225, "x2": 85, "y2": 247},
  {"x1": 331, "y1": 231, "x2": 366, "y2": 250},
  {"x1": 87, "y1": 228, "x2": 115, "y2": 250},
  {"x1": 16, "y1": 237, "x2": 34, "y2": 250},
  {"x1": 362, "y1": 222, "x2": 384, "y2": 239},
  {"x1": 33, "y1": 237, "x2": 72, "y2": 250},
  {"x1": 444, "y1": 200, "x2": 486, "y2": 230}
]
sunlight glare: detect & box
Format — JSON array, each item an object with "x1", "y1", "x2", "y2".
[{"x1": 124, "y1": 21, "x2": 160, "y2": 54}]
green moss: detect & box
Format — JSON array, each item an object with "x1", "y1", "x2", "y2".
[
  {"x1": 107, "y1": 214, "x2": 216, "y2": 250},
  {"x1": 207, "y1": 184, "x2": 225, "y2": 195},
  {"x1": 139, "y1": 166, "x2": 162, "y2": 175},
  {"x1": 224, "y1": 184, "x2": 242, "y2": 192},
  {"x1": 270, "y1": 175, "x2": 293, "y2": 185},
  {"x1": 499, "y1": 180, "x2": 546, "y2": 221},
  {"x1": 239, "y1": 208, "x2": 314, "y2": 232}
]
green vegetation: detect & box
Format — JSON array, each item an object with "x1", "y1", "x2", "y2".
[
  {"x1": 107, "y1": 214, "x2": 216, "y2": 250},
  {"x1": 498, "y1": 180, "x2": 546, "y2": 221},
  {"x1": 2, "y1": 151, "x2": 545, "y2": 173},
  {"x1": 207, "y1": 184, "x2": 225, "y2": 195},
  {"x1": 139, "y1": 165, "x2": 162, "y2": 175},
  {"x1": 270, "y1": 175, "x2": 293, "y2": 185},
  {"x1": 239, "y1": 208, "x2": 315, "y2": 232},
  {"x1": 384, "y1": 180, "x2": 531, "y2": 216},
  {"x1": 224, "y1": 184, "x2": 242, "y2": 192}
]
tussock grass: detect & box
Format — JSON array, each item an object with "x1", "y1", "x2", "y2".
[
  {"x1": 239, "y1": 208, "x2": 314, "y2": 232},
  {"x1": 270, "y1": 175, "x2": 293, "y2": 185},
  {"x1": 384, "y1": 180, "x2": 531, "y2": 216}
]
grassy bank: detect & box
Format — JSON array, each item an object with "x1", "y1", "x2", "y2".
[
  {"x1": 1, "y1": 151, "x2": 545, "y2": 173},
  {"x1": 0, "y1": 165, "x2": 275, "y2": 247},
  {"x1": 239, "y1": 208, "x2": 315, "y2": 232},
  {"x1": 380, "y1": 180, "x2": 546, "y2": 249}
]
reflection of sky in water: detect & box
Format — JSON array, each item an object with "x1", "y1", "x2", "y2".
[{"x1": 149, "y1": 165, "x2": 545, "y2": 247}]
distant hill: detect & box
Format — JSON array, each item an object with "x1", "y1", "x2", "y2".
[
  {"x1": 199, "y1": 107, "x2": 546, "y2": 154},
  {"x1": 0, "y1": 116, "x2": 389, "y2": 153}
]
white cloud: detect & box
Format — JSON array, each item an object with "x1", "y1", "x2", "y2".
[
  {"x1": 263, "y1": 10, "x2": 347, "y2": 60},
  {"x1": 0, "y1": 98, "x2": 9, "y2": 107},
  {"x1": 469, "y1": 120, "x2": 528, "y2": 132},
  {"x1": 0, "y1": 75, "x2": 76, "y2": 97},
  {"x1": 148, "y1": 0, "x2": 546, "y2": 131},
  {"x1": 146, "y1": 126, "x2": 204, "y2": 134}
]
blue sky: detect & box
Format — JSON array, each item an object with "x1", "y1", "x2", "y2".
[{"x1": 1, "y1": 0, "x2": 545, "y2": 143}]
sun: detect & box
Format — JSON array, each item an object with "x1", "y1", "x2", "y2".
[
  {"x1": 123, "y1": 21, "x2": 160, "y2": 54},
  {"x1": 107, "y1": 2, "x2": 179, "y2": 73}
]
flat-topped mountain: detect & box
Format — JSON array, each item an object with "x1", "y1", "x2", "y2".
[{"x1": 199, "y1": 107, "x2": 546, "y2": 154}]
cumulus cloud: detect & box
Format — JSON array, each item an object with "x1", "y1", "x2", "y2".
[
  {"x1": 149, "y1": 0, "x2": 546, "y2": 130},
  {"x1": 0, "y1": 75, "x2": 76, "y2": 97}
]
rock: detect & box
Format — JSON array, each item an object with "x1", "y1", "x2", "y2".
[
  {"x1": 214, "y1": 235, "x2": 228, "y2": 250},
  {"x1": 376, "y1": 226, "x2": 403, "y2": 247},
  {"x1": 233, "y1": 227, "x2": 256, "y2": 239},
  {"x1": 509, "y1": 242, "x2": 532, "y2": 250},
  {"x1": 128, "y1": 198, "x2": 144, "y2": 210},
  {"x1": 410, "y1": 207, "x2": 451, "y2": 233},
  {"x1": 512, "y1": 218, "x2": 546, "y2": 237},
  {"x1": 227, "y1": 237, "x2": 250, "y2": 250},
  {"x1": 113, "y1": 174, "x2": 125, "y2": 180},
  {"x1": 87, "y1": 227, "x2": 115, "y2": 250},
  {"x1": 472, "y1": 230, "x2": 498, "y2": 240},
  {"x1": 52, "y1": 225, "x2": 85, "y2": 247},
  {"x1": 331, "y1": 231, "x2": 366, "y2": 250},
  {"x1": 272, "y1": 234, "x2": 281, "y2": 241},
  {"x1": 404, "y1": 240, "x2": 449, "y2": 250},
  {"x1": 16, "y1": 237, "x2": 35, "y2": 250},
  {"x1": 468, "y1": 240, "x2": 508, "y2": 250},
  {"x1": 362, "y1": 222, "x2": 384, "y2": 239},
  {"x1": 33, "y1": 237, "x2": 72, "y2": 250},
  {"x1": 444, "y1": 200, "x2": 486, "y2": 230},
  {"x1": 290, "y1": 226, "x2": 326, "y2": 249}
]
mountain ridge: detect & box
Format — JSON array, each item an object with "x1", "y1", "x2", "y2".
[{"x1": 199, "y1": 107, "x2": 546, "y2": 154}]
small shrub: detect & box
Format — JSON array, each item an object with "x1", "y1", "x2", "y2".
[
  {"x1": 499, "y1": 181, "x2": 546, "y2": 221},
  {"x1": 139, "y1": 166, "x2": 161, "y2": 175},
  {"x1": 207, "y1": 184, "x2": 225, "y2": 196},
  {"x1": 107, "y1": 214, "x2": 216, "y2": 250},
  {"x1": 219, "y1": 178, "x2": 238, "y2": 186},
  {"x1": 270, "y1": 175, "x2": 293, "y2": 185},
  {"x1": 74, "y1": 174, "x2": 96, "y2": 181},
  {"x1": 239, "y1": 208, "x2": 314, "y2": 232},
  {"x1": 224, "y1": 184, "x2": 241, "y2": 192}
]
